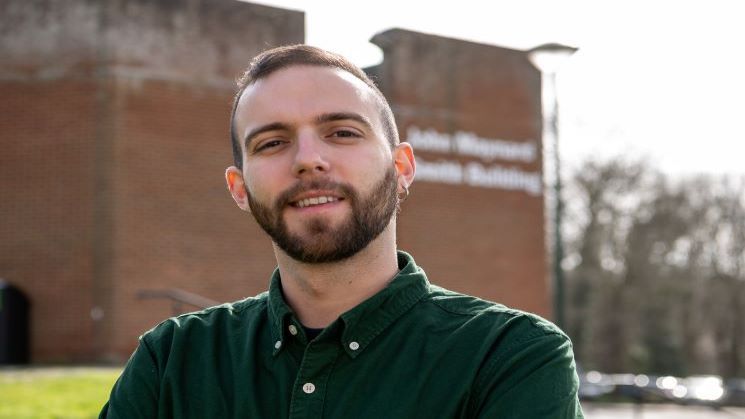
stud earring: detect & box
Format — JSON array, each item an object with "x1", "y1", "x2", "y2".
[{"x1": 398, "y1": 184, "x2": 409, "y2": 202}]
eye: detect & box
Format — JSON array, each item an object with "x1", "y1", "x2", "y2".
[
  {"x1": 253, "y1": 139, "x2": 287, "y2": 153},
  {"x1": 328, "y1": 129, "x2": 362, "y2": 139}
]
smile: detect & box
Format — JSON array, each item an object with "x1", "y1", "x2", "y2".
[{"x1": 293, "y1": 196, "x2": 340, "y2": 208}]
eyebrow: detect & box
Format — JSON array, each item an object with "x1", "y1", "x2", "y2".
[{"x1": 315, "y1": 112, "x2": 374, "y2": 132}]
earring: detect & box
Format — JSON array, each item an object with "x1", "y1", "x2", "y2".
[{"x1": 398, "y1": 184, "x2": 409, "y2": 202}]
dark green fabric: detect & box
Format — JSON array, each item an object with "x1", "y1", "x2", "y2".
[{"x1": 100, "y1": 251, "x2": 583, "y2": 418}]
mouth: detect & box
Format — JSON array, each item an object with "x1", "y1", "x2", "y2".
[{"x1": 289, "y1": 192, "x2": 345, "y2": 209}]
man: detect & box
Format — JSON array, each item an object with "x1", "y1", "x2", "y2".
[{"x1": 100, "y1": 45, "x2": 583, "y2": 418}]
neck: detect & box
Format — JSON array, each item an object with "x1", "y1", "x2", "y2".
[{"x1": 274, "y1": 224, "x2": 399, "y2": 329}]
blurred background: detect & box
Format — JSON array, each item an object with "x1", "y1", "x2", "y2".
[{"x1": 1, "y1": 0, "x2": 744, "y2": 416}]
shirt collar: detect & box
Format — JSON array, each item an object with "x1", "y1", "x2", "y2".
[{"x1": 267, "y1": 251, "x2": 430, "y2": 358}]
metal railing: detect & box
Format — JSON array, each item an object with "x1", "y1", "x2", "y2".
[{"x1": 137, "y1": 288, "x2": 219, "y2": 316}]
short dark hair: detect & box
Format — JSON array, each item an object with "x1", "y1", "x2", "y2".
[{"x1": 230, "y1": 44, "x2": 399, "y2": 169}]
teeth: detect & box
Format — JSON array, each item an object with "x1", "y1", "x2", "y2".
[{"x1": 296, "y1": 196, "x2": 337, "y2": 208}]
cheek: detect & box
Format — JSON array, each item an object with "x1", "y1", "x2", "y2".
[
  {"x1": 242, "y1": 169, "x2": 269, "y2": 201},
  {"x1": 338, "y1": 143, "x2": 392, "y2": 172},
  {"x1": 244, "y1": 167, "x2": 293, "y2": 207},
  {"x1": 245, "y1": 179, "x2": 268, "y2": 202},
  {"x1": 343, "y1": 159, "x2": 393, "y2": 193},
  {"x1": 362, "y1": 148, "x2": 395, "y2": 177}
]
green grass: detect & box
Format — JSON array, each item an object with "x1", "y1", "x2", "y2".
[{"x1": 0, "y1": 367, "x2": 122, "y2": 419}]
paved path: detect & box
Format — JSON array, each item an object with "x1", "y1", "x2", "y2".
[{"x1": 584, "y1": 402, "x2": 745, "y2": 418}]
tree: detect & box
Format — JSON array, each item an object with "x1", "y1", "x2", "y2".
[{"x1": 564, "y1": 157, "x2": 745, "y2": 377}]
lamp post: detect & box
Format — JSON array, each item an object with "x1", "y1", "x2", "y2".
[{"x1": 528, "y1": 43, "x2": 577, "y2": 330}]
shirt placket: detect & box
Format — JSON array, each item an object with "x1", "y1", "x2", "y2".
[{"x1": 288, "y1": 340, "x2": 340, "y2": 419}]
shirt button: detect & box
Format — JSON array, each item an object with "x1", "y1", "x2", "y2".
[
  {"x1": 288, "y1": 325, "x2": 298, "y2": 336},
  {"x1": 349, "y1": 341, "x2": 360, "y2": 351},
  {"x1": 274, "y1": 340, "x2": 282, "y2": 349},
  {"x1": 302, "y1": 382, "x2": 316, "y2": 394}
]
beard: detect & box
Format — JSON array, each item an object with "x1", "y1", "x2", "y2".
[{"x1": 247, "y1": 167, "x2": 399, "y2": 264}]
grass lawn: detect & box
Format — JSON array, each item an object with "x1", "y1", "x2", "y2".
[{"x1": 0, "y1": 367, "x2": 122, "y2": 419}]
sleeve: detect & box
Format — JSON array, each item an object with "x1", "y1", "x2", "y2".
[
  {"x1": 99, "y1": 337, "x2": 160, "y2": 418},
  {"x1": 471, "y1": 329, "x2": 584, "y2": 418}
]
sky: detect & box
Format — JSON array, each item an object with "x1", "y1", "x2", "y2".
[{"x1": 247, "y1": 0, "x2": 745, "y2": 178}]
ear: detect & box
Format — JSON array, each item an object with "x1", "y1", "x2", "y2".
[
  {"x1": 225, "y1": 166, "x2": 251, "y2": 212},
  {"x1": 393, "y1": 142, "x2": 416, "y2": 192}
]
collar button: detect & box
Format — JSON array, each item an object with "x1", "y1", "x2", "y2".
[{"x1": 302, "y1": 383, "x2": 316, "y2": 394}]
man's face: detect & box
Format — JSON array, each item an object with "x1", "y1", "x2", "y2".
[
  {"x1": 229, "y1": 65, "x2": 400, "y2": 263},
  {"x1": 247, "y1": 166, "x2": 398, "y2": 263}
]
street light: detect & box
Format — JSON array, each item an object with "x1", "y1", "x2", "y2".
[{"x1": 528, "y1": 43, "x2": 578, "y2": 330}]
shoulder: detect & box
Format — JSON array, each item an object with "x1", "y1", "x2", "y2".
[
  {"x1": 423, "y1": 284, "x2": 575, "y2": 384},
  {"x1": 140, "y1": 292, "x2": 269, "y2": 348},
  {"x1": 424, "y1": 284, "x2": 568, "y2": 342},
  {"x1": 420, "y1": 287, "x2": 581, "y2": 417}
]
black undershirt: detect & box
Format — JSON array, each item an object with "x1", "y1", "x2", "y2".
[{"x1": 303, "y1": 326, "x2": 324, "y2": 341}]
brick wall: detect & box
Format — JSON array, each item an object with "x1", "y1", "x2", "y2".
[
  {"x1": 0, "y1": 80, "x2": 100, "y2": 360},
  {"x1": 371, "y1": 29, "x2": 550, "y2": 316},
  {"x1": 1, "y1": 3, "x2": 549, "y2": 363},
  {"x1": 1, "y1": 0, "x2": 303, "y2": 362}
]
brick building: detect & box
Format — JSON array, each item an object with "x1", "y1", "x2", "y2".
[
  {"x1": 370, "y1": 29, "x2": 547, "y2": 317},
  {"x1": 0, "y1": 0, "x2": 547, "y2": 363}
]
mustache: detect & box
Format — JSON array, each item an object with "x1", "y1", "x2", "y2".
[{"x1": 274, "y1": 178, "x2": 356, "y2": 209}]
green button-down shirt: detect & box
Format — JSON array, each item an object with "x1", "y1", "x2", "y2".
[{"x1": 100, "y1": 252, "x2": 583, "y2": 418}]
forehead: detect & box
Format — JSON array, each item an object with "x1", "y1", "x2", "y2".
[{"x1": 235, "y1": 65, "x2": 381, "y2": 136}]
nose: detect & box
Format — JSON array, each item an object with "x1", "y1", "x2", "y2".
[{"x1": 291, "y1": 131, "x2": 330, "y2": 176}]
